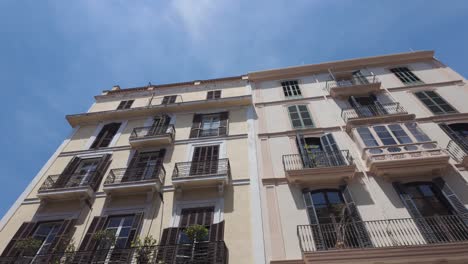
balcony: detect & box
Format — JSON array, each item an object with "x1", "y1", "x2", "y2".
[
  {"x1": 297, "y1": 215, "x2": 468, "y2": 264},
  {"x1": 447, "y1": 140, "x2": 468, "y2": 169},
  {"x1": 37, "y1": 173, "x2": 100, "y2": 201},
  {"x1": 282, "y1": 150, "x2": 356, "y2": 185},
  {"x1": 129, "y1": 125, "x2": 175, "y2": 148},
  {"x1": 0, "y1": 241, "x2": 228, "y2": 264},
  {"x1": 341, "y1": 103, "x2": 415, "y2": 132},
  {"x1": 172, "y1": 159, "x2": 231, "y2": 191},
  {"x1": 102, "y1": 166, "x2": 165, "y2": 196},
  {"x1": 363, "y1": 141, "x2": 449, "y2": 179},
  {"x1": 326, "y1": 75, "x2": 381, "y2": 99}
]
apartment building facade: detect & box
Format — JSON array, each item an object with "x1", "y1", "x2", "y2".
[
  {"x1": 250, "y1": 51, "x2": 468, "y2": 264},
  {"x1": 0, "y1": 76, "x2": 262, "y2": 263},
  {"x1": 1, "y1": 50, "x2": 468, "y2": 264}
]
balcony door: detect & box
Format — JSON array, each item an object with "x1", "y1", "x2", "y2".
[
  {"x1": 148, "y1": 115, "x2": 170, "y2": 136},
  {"x1": 124, "y1": 150, "x2": 165, "y2": 182},
  {"x1": 190, "y1": 145, "x2": 219, "y2": 176},
  {"x1": 31, "y1": 222, "x2": 62, "y2": 256},
  {"x1": 440, "y1": 123, "x2": 468, "y2": 152},
  {"x1": 348, "y1": 94, "x2": 386, "y2": 117},
  {"x1": 68, "y1": 158, "x2": 101, "y2": 187},
  {"x1": 296, "y1": 134, "x2": 344, "y2": 168}
]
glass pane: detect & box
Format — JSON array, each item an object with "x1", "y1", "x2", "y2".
[
  {"x1": 327, "y1": 192, "x2": 342, "y2": 204},
  {"x1": 405, "y1": 123, "x2": 431, "y2": 142},
  {"x1": 118, "y1": 227, "x2": 130, "y2": 238},
  {"x1": 374, "y1": 126, "x2": 397, "y2": 145},
  {"x1": 357, "y1": 127, "x2": 378, "y2": 147},
  {"x1": 312, "y1": 192, "x2": 326, "y2": 205},
  {"x1": 389, "y1": 124, "x2": 412, "y2": 144},
  {"x1": 107, "y1": 218, "x2": 122, "y2": 228}
]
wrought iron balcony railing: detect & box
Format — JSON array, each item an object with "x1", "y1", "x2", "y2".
[
  {"x1": 325, "y1": 75, "x2": 379, "y2": 92},
  {"x1": 130, "y1": 124, "x2": 175, "y2": 141},
  {"x1": 283, "y1": 150, "x2": 353, "y2": 171},
  {"x1": 298, "y1": 214, "x2": 468, "y2": 252},
  {"x1": 38, "y1": 172, "x2": 100, "y2": 192},
  {"x1": 341, "y1": 102, "x2": 408, "y2": 123},
  {"x1": 447, "y1": 140, "x2": 468, "y2": 164},
  {"x1": 173, "y1": 159, "x2": 231, "y2": 180},
  {"x1": 104, "y1": 165, "x2": 166, "y2": 186},
  {"x1": 0, "y1": 241, "x2": 228, "y2": 264}
]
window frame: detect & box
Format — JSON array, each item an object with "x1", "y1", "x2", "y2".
[
  {"x1": 89, "y1": 122, "x2": 122, "y2": 149},
  {"x1": 116, "y1": 100, "x2": 134, "y2": 110},
  {"x1": 356, "y1": 123, "x2": 431, "y2": 148},
  {"x1": 287, "y1": 104, "x2": 315, "y2": 129},
  {"x1": 414, "y1": 90, "x2": 458, "y2": 115},
  {"x1": 281, "y1": 80, "x2": 302, "y2": 98},
  {"x1": 206, "y1": 90, "x2": 221, "y2": 100},
  {"x1": 162, "y1": 95, "x2": 178, "y2": 104}
]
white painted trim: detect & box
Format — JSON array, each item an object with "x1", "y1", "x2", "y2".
[
  {"x1": 186, "y1": 140, "x2": 227, "y2": 161},
  {"x1": 0, "y1": 126, "x2": 80, "y2": 231},
  {"x1": 247, "y1": 101, "x2": 267, "y2": 264},
  {"x1": 171, "y1": 199, "x2": 223, "y2": 227}
]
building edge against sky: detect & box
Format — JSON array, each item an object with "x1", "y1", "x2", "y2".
[{"x1": 0, "y1": 50, "x2": 467, "y2": 264}]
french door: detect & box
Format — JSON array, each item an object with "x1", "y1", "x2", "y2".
[{"x1": 190, "y1": 145, "x2": 220, "y2": 176}]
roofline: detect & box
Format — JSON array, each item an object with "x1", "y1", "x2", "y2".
[{"x1": 248, "y1": 50, "x2": 435, "y2": 81}]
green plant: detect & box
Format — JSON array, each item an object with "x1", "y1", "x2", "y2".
[
  {"x1": 15, "y1": 237, "x2": 42, "y2": 256},
  {"x1": 131, "y1": 236, "x2": 158, "y2": 264},
  {"x1": 93, "y1": 230, "x2": 117, "y2": 249},
  {"x1": 185, "y1": 225, "x2": 208, "y2": 243}
]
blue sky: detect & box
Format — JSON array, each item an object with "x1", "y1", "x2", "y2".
[{"x1": 0, "y1": 0, "x2": 467, "y2": 217}]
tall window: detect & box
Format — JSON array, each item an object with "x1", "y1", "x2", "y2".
[
  {"x1": 415, "y1": 91, "x2": 457, "y2": 115},
  {"x1": 282, "y1": 80, "x2": 302, "y2": 98},
  {"x1": 190, "y1": 145, "x2": 219, "y2": 175},
  {"x1": 288, "y1": 105, "x2": 314, "y2": 129},
  {"x1": 69, "y1": 158, "x2": 101, "y2": 187},
  {"x1": 162, "y1": 95, "x2": 177, "y2": 104},
  {"x1": 309, "y1": 190, "x2": 346, "y2": 224},
  {"x1": 126, "y1": 150, "x2": 165, "y2": 181},
  {"x1": 103, "y1": 215, "x2": 136, "y2": 249},
  {"x1": 390, "y1": 67, "x2": 422, "y2": 85},
  {"x1": 116, "y1": 100, "x2": 134, "y2": 110},
  {"x1": 404, "y1": 182, "x2": 452, "y2": 217},
  {"x1": 206, "y1": 90, "x2": 221, "y2": 100},
  {"x1": 190, "y1": 112, "x2": 228, "y2": 138},
  {"x1": 357, "y1": 123, "x2": 431, "y2": 147},
  {"x1": 32, "y1": 222, "x2": 62, "y2": 255},
  {"x1": 90, "y1": 122, "x2": 121, "y2": 149}
]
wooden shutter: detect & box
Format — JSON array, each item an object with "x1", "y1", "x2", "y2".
[
  {"x1": 91, "y1": 123, "x2": 121, "y2": 149},
  {"x1": 302, "y1": 191, "x2": 325, "y2": 250},
  {"x1": 209, "y1": 221, "x2": 225, "y2": 242},
  {"x1": 55, "y1": 157, "x2": 81, "y2": 188},
  {"x1": 117, "y1": 101, "x2": 126, "y2": 110},
  {"x1": 124, "y1": 212, "x2": 144, "y2": 248},
  {"x1": 433, "y1": 177, "x2": 468, "y2": 219},
  {"x1": 90, "y1": 154, "x2": 112, "y2": 191},
  {"x1": 156, "y1": 227, "x2": 180, "y2": 264},
  {"x1": 78, "y1": 216, "x2": 108, "y2": 251},
  {"x1": 218, "y1": 112, "x2": 229, "y2": 136},
  {"x1": 180, "y1": 207, "x2": 214, "y2": 227},
  {"x1": 190, "y1": 114, "x2": 202, "y2": 138},
  {"x1": 392, "y1": 182, "x2": 437, "y2": 243},
  {"x1": 340, "y1": 185, "x2": 372, "y2": 248},
  {"x1": 162, "y1": 96, "x2": 169, "y2": 104},
  {"x1": 49, "y1": 219, "x2": 77, "y2": 253},
  {"x1": 320, "y1": 133, "x2": 345, "y2": 166},
  {"x1": 1, "y1": 222, "x2": 37, "y2": 257},
  {"x1": 296, "y1": 134, "x2": 310, "y2": 168}
]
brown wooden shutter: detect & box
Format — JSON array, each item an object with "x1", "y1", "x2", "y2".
[
  {"x1": 156, "y1": 227, "x2": 180, "y2": 264},
  {"x1": 91, "y1": 123, "x2": 121, "y2": 149},
  {"x1": 78, "y1": 216, "x2": 108, "y2": 251},
  {"x1": 179, "y1": 207, "x2": 214, "y2": 227},
  {"x1": 122, "y1": 151, "x2": 140, "y2": 182},
  {"x1": 392, "y1": 182, "x2": 438, "y2": 243},
  {"x1": 339, "y1": 185, "x2": 372, "y2": 248},
  {"x1": 189, "y1": 114, "x2": 202, "y2": 138},
  {"x1": 433, "y1": 177, "x2": 468, "y2": 217},
  {"x1": 55, "y1": 157, "x2": 81, "y2": 188},
  {"x1": 1, "y1": 222, "x2": 37, "y2": 257},
  {"x1": 218, "y1": 112, "x2": 229, "y2": 136},
  {"x1": 209, "y1": 221, "x2": 224, "y2": 242},
  {"x1": 90, "y1": 154, "x2": 112, "y2": 191},
  {"x1": 124, "y1": 212, "x2": 144, "y2": 248}
]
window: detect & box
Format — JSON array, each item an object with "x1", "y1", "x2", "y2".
[
  {"x1": 116, "y1": 100, "x2": 134, "y2": 110},
  {"x1": 405, "y1": 182, "x2": 451, "y2": 217},
  {"x1": 190, "y1": 145, "x2": 219, "y2": 175},
  {"x1": 357, "y1": 127, "x2": 378, "y2": 147},
  {"x1": 405, "y1": 123, "x2": 431, "y2": 142},
  {"x1": 415, "y1": 91, "x2": 457, "y2": 115},
  {"x1": 126, "y1": 150, "x2": 165, "y2": 181},
  {"x1": 32, "y1": 222, "x2": 62, "y2": 255},
  {"x1": 357, "y1": 123, "x2": 431, "y2": 147},
  {"x1": 288, "y1": 105, "x2": 314, "y2": 129},
  {"x1": 190, "y1": 112, "x2": 228, "y2": 138},
  {"x1": 310, "y1": 190, "x2": 346, "y2": 224},
  {"x1": 390, "y1": 67, "x2": 422, "y2": 85},
  {"x1": 103, "y1": 215, "x2": 136, "y2": 249},
  {"x1": 90, "y1": 122, "x2": 121, "y2": 149},
  {"x1": 162, "y1": 95, "x2": 177, "y2": 104},
  {"x1": 68, "y1": 158, "x2": 101, "y2": 187},
  {"x1": 282, "y1": 80, "x2": 302, "y2": 98},
  {"x1": 206, "y1": 90, "x2": 221, "y2": 100}
]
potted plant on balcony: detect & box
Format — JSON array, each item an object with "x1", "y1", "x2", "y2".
[
  {"x1": 14, "y1": 237, "x2": 42, "y2": 257},
  {"x1": 185, "y1": 225, "x2": 209, "y2": 262},
  {"x1": 92, "y1": 230, "x2": 117, "y2": 261},
  {"x1": 131, "y1": 235, "x2": 157, "y2": 264}
]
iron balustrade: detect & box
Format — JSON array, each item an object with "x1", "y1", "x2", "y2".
[
  {"x1": 104, "y1": 165, "x2": 166, "y2": 186},
  {"x1": 38, "y1": 172, "x2": 101, "y2": 192},
  {"x1": 341, "y1": 102, "x2": 408, "y2": 122},
  {"x1": 130, "y1": 124, "x2": 175, "y2": 141},
  {"x1": 0, "y1": 241, "x2": 228, "y2": 264},
  {"x1": 283, "y1": 150, "x2": 353, "y2": 171},
  {"x1": 447, "y1": 140, "x2": 468, "y2": 163},
  {"x1": 298, "y1": 214, "x2": 468, "y2": 252},
  {"x1": 325, "y1": 74, "x2": 379, "y2": 92},
  {"x1": 173, "y1": 159, "x2": 231, "y2": 180}
]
